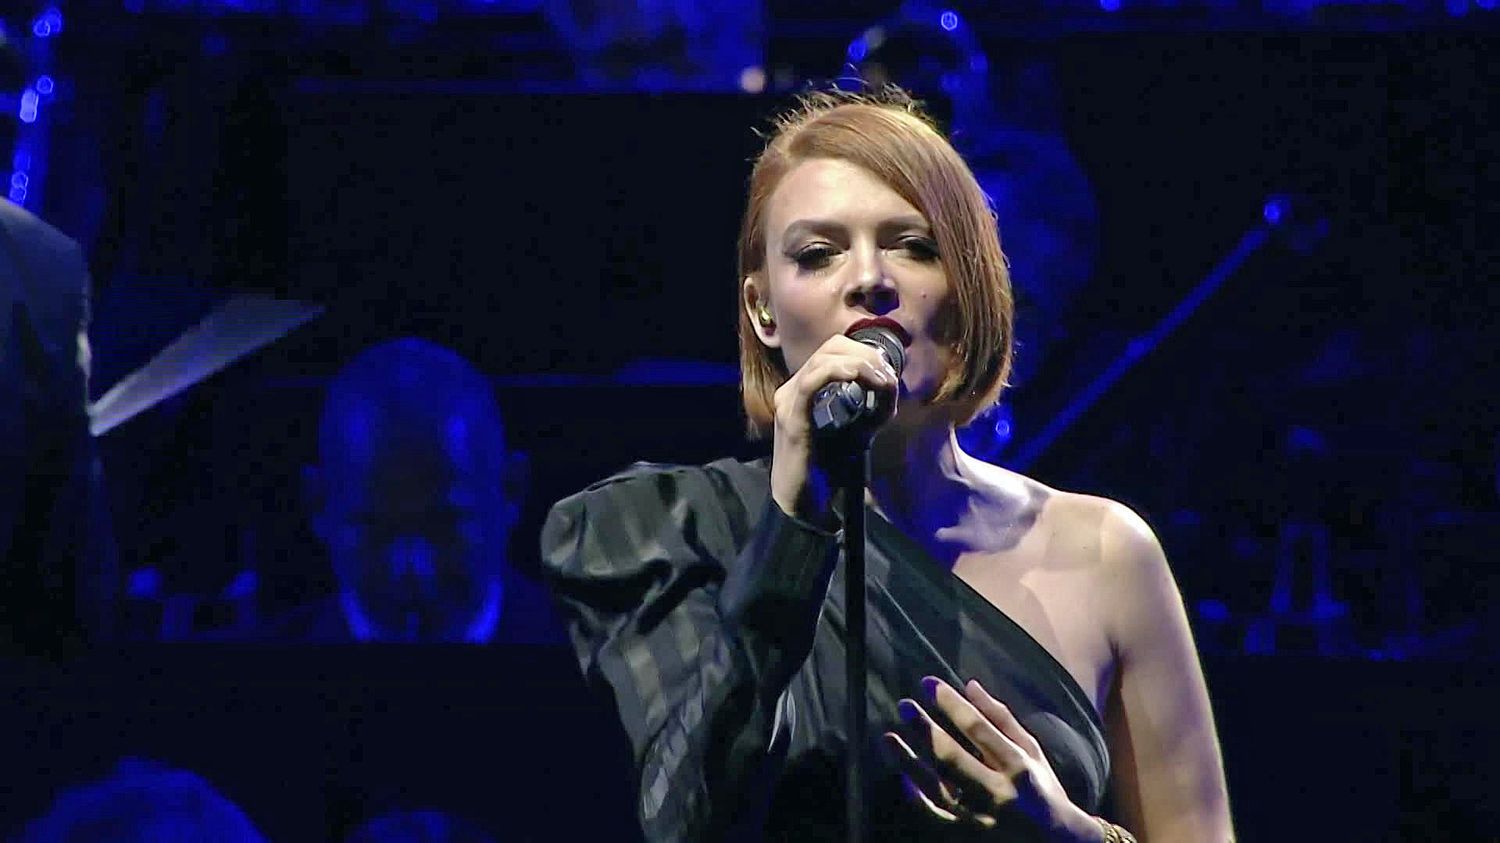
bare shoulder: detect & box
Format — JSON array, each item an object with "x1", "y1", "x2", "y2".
[
  {"x1": 1039, "y1": 487, "x2": 1184, "y2": 654},
  {"x1": 1039, "y1": 483, "x2": 1165, "y2": 573},
  {"x1": 1094, "y1": 498, "x2": 1168, "y2": 571},
  {"x1": 972, "y1": 461, "x2": 1177, "y2": 628},
  {"x1": 980, "y1": 462, "x2": 1164, "y2": 566}
]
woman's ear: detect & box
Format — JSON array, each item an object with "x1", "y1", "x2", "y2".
[{"x1": 743, "y1": 275, "x2": 781, "y2": 349}]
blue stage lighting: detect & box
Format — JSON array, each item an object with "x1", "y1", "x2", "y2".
[
  {"x1": 1263, "y1": 197, "x2": 1287, "y2": 225},
  {"x1": 31, "y1": 8, "x2": 63, "y2": 38},
  {"x1": 1196, "y1": 599, "x2": 1230, "y2": 623},
  {"x1": 127, "y1": 567, "x2": 163, "y2": 599},
  {"x1": 18, "y1": 88, "x2": 38, "y2": 123},
  {"x1": 992, "y1": 412, "x2": 1011, "y2": 442}
]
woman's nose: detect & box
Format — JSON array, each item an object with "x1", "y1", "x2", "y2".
[{"x1": 844, "y1": 248, "x2": 899, "y2": 313}]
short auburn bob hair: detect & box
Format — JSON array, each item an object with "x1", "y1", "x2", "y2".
[{"x1": 737, "y1": 86, "x2": 1014, "y2": 438}]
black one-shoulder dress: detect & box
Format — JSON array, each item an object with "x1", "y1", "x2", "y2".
[{"x1": 541, "y1": 457, "x2": 1108, "y2": 842}]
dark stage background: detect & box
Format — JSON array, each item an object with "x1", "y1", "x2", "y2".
[{"x1": 2, "y1": 0, "x2": 1497, "y2": 839}]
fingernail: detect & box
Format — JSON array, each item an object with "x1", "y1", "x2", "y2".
[
  {"x1": 966, "y1": 678, "x2": 984, "y2": 695},
  {"x1": 879, "y1": 733, "x2": 903, "y2": 762},
  {"x1": 921, "y1": 676, "x2": 940, "y2": 699},
  {"x1": 898, "y1": 699, "x2": 921, "y2": 723}
]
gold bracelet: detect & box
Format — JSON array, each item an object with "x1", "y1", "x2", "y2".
[{"x1": 1093, "y1": 816, "x2": 1137, "y2": 843}]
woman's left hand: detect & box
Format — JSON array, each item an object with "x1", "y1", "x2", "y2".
[{"x1": 884, "y1": 677, "x2": 1100, "y2": 842}]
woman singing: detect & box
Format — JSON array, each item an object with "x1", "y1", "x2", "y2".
[{"x1": 541, "y1": 88, "x2": 1233, "y2": 842}]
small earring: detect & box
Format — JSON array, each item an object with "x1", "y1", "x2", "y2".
[{"x1": 757, "y1": 307, "x2": 774, "y2": 327}]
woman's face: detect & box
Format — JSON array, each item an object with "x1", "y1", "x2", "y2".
[{"x1": 746, "y1": 157, "x2": 956, "y2": 403}]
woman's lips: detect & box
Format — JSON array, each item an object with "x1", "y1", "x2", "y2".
[{"x1": 845, "y1": 316, "x2": 912, "y2": 348}]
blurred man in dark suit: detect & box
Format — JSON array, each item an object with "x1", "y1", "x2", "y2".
[
  {"x1": 1, "y1": 8, "x2": 106, "y2": 660},
  {"x1": 0, "y1": 194, "x2": 98, "y2": 659}
]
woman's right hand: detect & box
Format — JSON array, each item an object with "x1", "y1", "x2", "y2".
[{"x1": 769, "y1": 333, "x2": 899, "y2": 528}]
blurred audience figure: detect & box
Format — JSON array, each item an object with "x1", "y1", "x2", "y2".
[
  {"x1": 345, "y1": 809, "x2": 498, "y2": 843},
  {"x1": 16, "y1": 758, "x2": 268, "y2": 843},
  {"x1": 279, "y1": 337, "x2": 560, "y2": 643}
]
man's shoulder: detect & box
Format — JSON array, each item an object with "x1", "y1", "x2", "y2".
[
  {"x1": 0, "y1": 198, "x2": 81, "y2": 264},
  {"x1": 0, "y1": 199, "x2": 90, "y2": 349}
]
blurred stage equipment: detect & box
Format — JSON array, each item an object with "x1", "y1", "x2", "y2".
[
  {"x1": 1010, "y1": 194, "x2": 1328, "y2": 471},
  {"x1": 544, "y1": 0, "x2": 763, "y2": 90},
  {"x1": 1243, "y1": 519, "x2": 1350, "y2": 656},
  {"x1": 1038, "y1": 0, "x2": 1497, "y2": 19},
  {"x1": 99, "y1": 0, "x2": 1500, "y2": 29},
  {"x1": 88, "y1": 295, "x2": 323, "y2": 436},
  {"x1": 102, "y1": 0, "x2": 765, "y2": 91}
]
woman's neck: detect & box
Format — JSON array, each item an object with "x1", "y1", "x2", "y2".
[
  {"x1": 866, "y1": 406, "x2": 973, "y2": 531},
  {"x1": 863, "y1": 405, "x2": 1033, "y2": 563}
]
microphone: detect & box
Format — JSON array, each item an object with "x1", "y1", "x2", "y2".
[{"x1": 811, "y1": 324, "x2": 907, "y2": 439}]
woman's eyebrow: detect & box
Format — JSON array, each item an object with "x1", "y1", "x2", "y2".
[
  {"x1": 878, "y1": 215, "x2": 931, "y2": 233},
  {"x1": 780, "y1": 219, "x2": 843, "y2": 245},
  {"x1": 780, "y1": 215, "x2": 930, "y2": 245}
]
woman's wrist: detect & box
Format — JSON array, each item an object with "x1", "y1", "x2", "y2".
[
  {"x1": 770, "y1": 457, "x2": 838, "y2": 530},
  {"x1": 1048, "y1": 805, "x2": 1106, "y2": 843},
  {"x1": 1054, "y1": 804, "x2": 1137, "y2": 843}
]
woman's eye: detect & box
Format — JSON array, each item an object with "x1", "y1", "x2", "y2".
[
  {"x1": 898, "y1": 237, "x2": 940, "y2": 261},
  {"x1": 792, "y1": 245, "x2": 836, "y2": 270}
]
